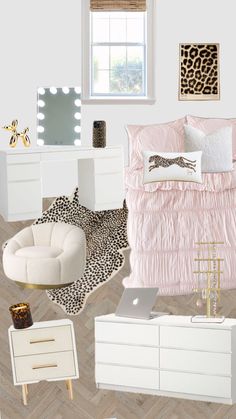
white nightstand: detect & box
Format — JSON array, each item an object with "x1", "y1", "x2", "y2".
[{"x1": 8, "y1": 319, "x2": 79, "y2": 405}]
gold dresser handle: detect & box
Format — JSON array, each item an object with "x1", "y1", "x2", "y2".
[
  {"x1": 29, "y1": 338, "x2": 55, "y2": 344},
  {"x1": 32, "y1": 363, "x2": 58, "y2": 370}
]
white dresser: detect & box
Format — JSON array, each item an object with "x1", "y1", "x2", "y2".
[
  {"x1": 95, "y1": 314, "x2": 236, "y2": 404},
  {"x1": 0, "y1": 145, "x2": 124, "y2": 221},
  {"x1": 9, "y1": 319, "x2": 79, "y2": 405}
]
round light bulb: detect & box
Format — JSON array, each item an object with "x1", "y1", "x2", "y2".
[
  {"x1": 38, "y1": 87, "x2": 45, "y2": 95},
  {"x1": 38, "y1": 100, "x2": 45, "y2": 108},
  {"x1": 74, "y1": 125, "x2": 81, "y2": 133},
  {"x1": 74, "y1": 112, "x2": 81, "y2": 120},
  {"x1": 74, "y1": 139, "x2": 81, "y2": 146},
  {"x1": 37, "y1": 112, "x2": 45, "y2": 120},
  {"x1": 74, "y1": 86, "x2": 81, "y2": 94},
  {"x1": 74, "y1": 99, "x2": 81, "y2": 107},
  {"x1": 37, "y1": 126, "x2": 45, "y2": 133},
  {"x1": 50, "y1": 87, "x2": 57, "y2": 94},
  {"x1": 62, "y1": 87, "x2": 70, "y2": 94},
  {"x1": 37, "y1": 139, "x2": 45, "y2": 146}
]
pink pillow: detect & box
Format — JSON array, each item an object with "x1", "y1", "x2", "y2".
[
  {"x1": 186, "y1": 115, "x2": 236, "y2": 159},
  {"x1": 126, "y1": 118, "x2": 185, "y2": 169}
]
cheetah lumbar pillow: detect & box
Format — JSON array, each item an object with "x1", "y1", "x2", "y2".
[
  {"x1": 142, "y1": 151, "x2": 202, "y2": 184},
  {"x1": 184, "y1": 124, "x2": 233, "y2": 173}
]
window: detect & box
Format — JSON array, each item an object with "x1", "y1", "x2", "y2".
[{"x1": 82, "y1": 0, "x2": 155, "y2": 103}]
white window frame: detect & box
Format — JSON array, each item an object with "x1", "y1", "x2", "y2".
[{"x1": 82, "y1": 0, "x2": 155, "y2": 104}]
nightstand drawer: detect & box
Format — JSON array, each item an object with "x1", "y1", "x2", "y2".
[
  {"x1": 14, "y1": 351, "x2": 76, "y2": 383},
  {"x1": 7, "y1": 163, "x2": 40, "y2": 182},
  {"x1": 96, "y1": 322, "x2": 158, "y2": 346},
  {"x1": 11, "y1": 325, "x2": 73, "y2": 356},
  {"x1": 94, "y1": 157, "x2": 123, "y2": 174},
  {"x1": 96, "y1": 343, "x2": 159, "y2": 369},
  {"x1": 160, "y1": 371, "x2": 231, "y2": 399},
  {"x1": 160, "y1": 348, "x2": 231, "y2": 376},
  {"x1": 96, "y1": 364, "x2": 159, "y2": 390},
  {"x1": 160, "y1": 326, "x2": 231, "y2": 353}
]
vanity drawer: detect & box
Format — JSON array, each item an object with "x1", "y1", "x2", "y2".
[
  {"x1": 94, "y1": 157, "x2": 123, "y2": 174},
  {"x1": 96, "y1": 364, "x2": 159, "y2": 390},
  {"x1": 95, "y1": 322, "x2": 158, "y2": 346},
  {"x1": 7, "y1": 154, "x2": 40, "y2": 164},
  {"x1": 14, "y1": 351, "x2": 76, "y2": 383},
  {"x1": 8, "y1": 181, "x2": 42, "y2": 215},
  {"x1": 11, "y1": 325, "x2": 73, "y2": 356},
  {"x1": 96, "y1": 343, "x2": 159, "y2": 369},
  {"x1": 95, "y1": 173, "x2": 124, "y2": 203},
  {"x1": 160, "y1": 348, "x2": 231, "y2": 376},
  {"x1": 160, "y1": 370, "x2": 231, "y2": 399},
  {"x1": 7, "y1": 163, "x2": 40, "y2": 182},
  {"x1": 160, "y1": 326, "x2": 231, "y2": 353}
]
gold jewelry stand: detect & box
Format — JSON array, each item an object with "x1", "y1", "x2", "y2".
[{"x1": 192, "y1": 241, "x2": 225, "y2": 323}]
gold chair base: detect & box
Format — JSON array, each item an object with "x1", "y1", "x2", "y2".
[{"x1": 14, "y1": 281, "x2": 73, "y2": 290}]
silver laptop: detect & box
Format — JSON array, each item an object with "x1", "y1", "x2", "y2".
[{"x1": 115, "y1": 287, "x2": 160, "y2": 320}]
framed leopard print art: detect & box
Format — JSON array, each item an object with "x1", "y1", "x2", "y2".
[{"x1": 179, "y1": 43, "x2": 220, "y2": 101}]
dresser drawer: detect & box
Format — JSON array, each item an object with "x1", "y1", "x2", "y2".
[
  {"x1": 7, "y1": 163, "x2": 41, "y2": 182},
  {"x1": 160, "y1": 326, "x2": 231, "y2": 353},
  {"x1": 96, "y1": 364, "x2": 159, "y2": 390},
  {"x1": 96, "y1": 343, "x2": 159, "y2": 369},
  {"x1": 160, "y1": 348, "x2": 231, "y2": 376},
  {"x1": 96, "y1": 322, "x2": 158, "y2": 346},
  {"x1": 160, "y1": 370, "x2": 231, "y2": 399},
  {"x1": 94, "y1": 157, "x2": 123, "y2": 174},
  {"x1": 11, "y1": 325, "x2": 73, "y2": 356},
  {"x1": 95, "y1": 173, "x2": 124, "y2": 204},
  {"x1": 14, "y1": 351, "x2": 76, "y2": 383},
  {"x1": 7, "y1": 154, "x2": 40, "y2": 164}
]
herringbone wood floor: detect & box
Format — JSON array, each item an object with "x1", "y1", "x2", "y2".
[{"x1": 1, "y1": 202, "x2": 236, "y2": 419}]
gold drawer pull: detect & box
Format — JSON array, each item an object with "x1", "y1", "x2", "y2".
[
  {"x1": 29, "y1": 338, "x2": 55, "y2": 344},
  {"x1": 32, "y1": 363, "x2": 58, "y2": 370}
]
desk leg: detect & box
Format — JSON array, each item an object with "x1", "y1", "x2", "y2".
[
  {"x1": 66, "y1": 379, "x2": 73, "y2": 400},
  {"x1": 22, "y1": 384, "x2": 28, "y2": 405}
]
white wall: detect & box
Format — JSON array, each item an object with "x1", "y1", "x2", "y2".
[
  {"x1": 0, "y1": 0, "x2": 81, "y2": 148},
  {"x1": 1, "y1": 0, "x2": 236, "y2": 160}
]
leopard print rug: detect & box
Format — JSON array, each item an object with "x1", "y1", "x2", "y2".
[{"x1": 34, "y1": 188, "x2": 129, "y2": 315}]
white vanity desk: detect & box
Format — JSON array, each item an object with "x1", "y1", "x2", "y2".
[{"x1": 0, "y1": 145, "x2": 124, "y2": 221}]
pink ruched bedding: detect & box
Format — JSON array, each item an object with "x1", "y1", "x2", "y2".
[{"x1": 123, "y1": 164, "x2": 236, "y2": 295}]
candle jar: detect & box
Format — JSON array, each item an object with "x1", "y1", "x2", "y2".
[
  {"x1": 92, "y1": 120, "x2": 106, "y2": 148},
  {"x1": 9, "y1": 302, "x2": 33, "y2": 329}
]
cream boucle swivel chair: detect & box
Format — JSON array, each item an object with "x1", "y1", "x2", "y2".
[{"x1": 3, "y1": 222, "x2": 86, "y2": 289}]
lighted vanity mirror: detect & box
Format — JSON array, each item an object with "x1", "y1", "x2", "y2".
[{"x1": 37, "y1": 87, "x2": 81, "y2": 146}]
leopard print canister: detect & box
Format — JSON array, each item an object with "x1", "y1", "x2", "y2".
[
  {"x1": 93, "y1": 120, "x2": 106, "y2": 148},
  {"x1": 9, "y1": 302, "x2": 33, "y2": 329}
]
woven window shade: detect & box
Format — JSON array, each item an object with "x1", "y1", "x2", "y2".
[{"x1": 90, "y1": 1, "x2": 146, "y2": 12}]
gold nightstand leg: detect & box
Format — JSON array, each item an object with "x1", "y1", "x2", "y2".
[
  {"x1": 22, "y1": 384, "x2": 28, "y2": 405},
  {"x1": 25, "y1": 384, "x2": 28, "y2": 395},
  {"x1": 66, "y1": 379, "x2": 73, "y2": 400}
]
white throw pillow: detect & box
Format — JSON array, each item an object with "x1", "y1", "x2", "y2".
[
  {"x1": 184, "y1": 124, "x2": 233, "y2": 172},
  {"x1": 143, "y1": 151, "x2": 202, "y2": 184}
]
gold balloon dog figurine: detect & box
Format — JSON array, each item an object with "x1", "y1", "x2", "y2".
[{"x1": 2, "y1": 119, "x2": 31, "y2": 148}]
